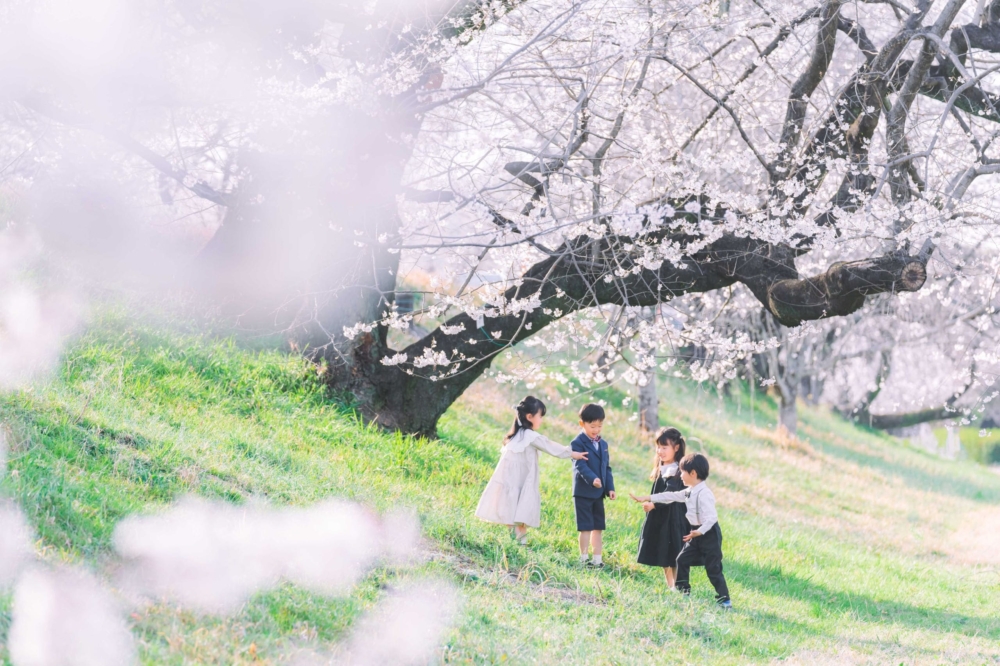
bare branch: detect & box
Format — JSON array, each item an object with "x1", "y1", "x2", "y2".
[
  {"x1": 675, "y1": 6, "x2": 822, "y2": 154},
  {"x1": 656, "y1": 53, "x2": 774, "y2": 176},
  {"x1": 773, "y1": 0, "x2": 844, "y2": 176},
  {"x1": 886, "y1": 0, "x2": 969, "y2": 217},
  {"x1": 20, "y1": 95, "x2": 230, "y2": 207}
]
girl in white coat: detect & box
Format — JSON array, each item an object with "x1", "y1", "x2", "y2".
[{"x1": 475, "y1": 396, "x2": 588, "y2": 544}]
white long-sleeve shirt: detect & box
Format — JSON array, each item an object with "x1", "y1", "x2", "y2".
[{"x1": 650, "y1": 481, "x2": 718, "y2": 535}]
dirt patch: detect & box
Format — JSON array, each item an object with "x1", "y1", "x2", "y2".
[
  {"x1": 771, "y1": 648, "x2": 867, "y2": 666},
  {"x1": 770, "y1": 644, "x2": 999, "y2": 666},
  {"x1": 427, "y1": 548, "x2": 605, "y2": 606},
  {"x1": 946, "y1": 506, "x2": 1000, "y2": 566}
]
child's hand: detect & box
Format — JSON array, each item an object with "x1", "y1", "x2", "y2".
[
  {"x1": 682, "y1": 530, "x2": 702, "y2": 543},
  {"x1": 608, "y1": 491, "x2": 616, "y2": 500},
  {"x1": 642, "y1": 501, "x2": 654, "y2": 513},
  {"x1": 629, "y1": 493, "x2": 649, "y2": 503},
  {"x1": 571, "y1": 451, "x2": 589, "y2": 460},
  {"x1": 592, "y1": 478, "x2": 602, "y2": 489}
]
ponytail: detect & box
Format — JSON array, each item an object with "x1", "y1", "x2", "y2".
[
  {"x1": 504, "y1": 396, "x2": 547, "y2": 444},
  {"x1": 649, "y1": 426, "x2": 687, "y2": 480}
]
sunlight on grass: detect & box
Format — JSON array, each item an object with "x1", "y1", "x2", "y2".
[{"x1": 0, "y1": 311, "x2": 998, "y2": 664}]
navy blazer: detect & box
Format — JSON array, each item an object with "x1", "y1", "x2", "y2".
[{"x1": 571, "y1": 432, "x2": 615, "y2": 499}]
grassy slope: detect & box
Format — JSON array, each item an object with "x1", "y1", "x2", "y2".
[
  {"x1": 931, "y1": 426, "x2": 1000, "y2": 465},
  {"x1": 0, "y1": 314, "x2": 998, "y2": 665}
]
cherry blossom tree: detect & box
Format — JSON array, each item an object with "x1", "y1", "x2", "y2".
[{"x1": 4, "y1": 0, "x2": 1000, "y2": 435}]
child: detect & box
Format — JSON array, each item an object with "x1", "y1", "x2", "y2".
[
  {"x1": 571, "y1": 403, "x2": 616, "y2": 568},
  {"x1": 631, "y1": 453, "x2": 731, "y2": 608},
  {"x1": 633, "y1": 427, "x2": 689, "y2": 588},
  {"x1": 475, "y1": 396, "x2": 588, "y2": 545}
]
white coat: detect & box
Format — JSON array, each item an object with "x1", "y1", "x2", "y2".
[{"x1": 474, "y1": 428, "x2": 573, "y2": 528}]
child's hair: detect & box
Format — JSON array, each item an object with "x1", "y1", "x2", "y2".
[
  {"x1": 650, "y1": 427, "x2": 686, "y2": 480},
  {"x1": 504, "y1": 395, "x2": 547, "y2": 444},
  {"x1": 579, "y1": 403, "x2": 605, "y2": 423},
  {"x1": 679, "y1": 452, "x2": 710, "y2": 480}
]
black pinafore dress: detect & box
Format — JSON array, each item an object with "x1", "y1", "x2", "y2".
[{"x1": 636, "y1": 471, "x2": 690, "y2": 567}]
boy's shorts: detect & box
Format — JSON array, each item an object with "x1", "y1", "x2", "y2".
[{"x1": 574, "y1": 496, "x2": 606, "y2": 531}]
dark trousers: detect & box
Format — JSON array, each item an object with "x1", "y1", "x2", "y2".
[{"x1": 675, "y1": 524, "x2": 730, "y2": 603}]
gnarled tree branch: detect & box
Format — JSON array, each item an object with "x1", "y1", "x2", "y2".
[
  {"x1": 360, "y1": 207, "x2": 932, "y2": 434},
  {"x1": 842, "y1": 351, "x2": 976, "y2": 430}
]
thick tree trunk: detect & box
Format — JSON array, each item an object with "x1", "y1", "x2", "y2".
[
  {"x1": 800, "y1": 375, "x2": 823, "y2": 405},
  {"x1": 778, "y1": 392, "x2": 798, "y2": 436},
  {"x1": 639, "y1": 373, "x2": 659, "y2": 433},
  {"x1": 774, "y1": 348, "x2": 799, "y2": 437}
]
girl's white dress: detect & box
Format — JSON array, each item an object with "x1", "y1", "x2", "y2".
[{"x1": 475, "y1": 428, "x2": 573, "y2": 528}]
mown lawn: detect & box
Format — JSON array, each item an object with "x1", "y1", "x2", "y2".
[{"x1": 1, "y1": 312, "x2": 999, "y2": 664}]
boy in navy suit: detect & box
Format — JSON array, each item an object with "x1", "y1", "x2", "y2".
[{"x1": 571, "y1": 403, "x2": 616, "y2": 568}]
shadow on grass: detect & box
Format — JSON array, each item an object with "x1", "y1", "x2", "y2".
[
  {"x1": 437, "y1": 415, "x2": 506, "y2": 467},
  {"x1": 729, "y1": 559, "x2": 999, "y2": 639}
]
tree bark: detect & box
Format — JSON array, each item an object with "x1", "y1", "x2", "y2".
[
  {"x1": 778, "y1": 389, "x2": 798, "y2": 436},
  {"x1": 639, "y1": 372, "x2": 659, "y2": 434},
  {"x1": 800, "y1": 375, "x2": 821, "y2": 405}
]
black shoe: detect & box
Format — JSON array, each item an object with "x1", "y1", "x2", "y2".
[{"x1": 585, "y1": 561, "x2": 605, "y2": 569}]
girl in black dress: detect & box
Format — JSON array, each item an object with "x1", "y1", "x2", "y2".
[{"x1": 631, "y1": 427, "x2": 688, "y2": 589}]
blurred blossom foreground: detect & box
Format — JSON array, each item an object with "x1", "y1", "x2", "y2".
[
  {"x1": 0, "y1": 234, "x2": 81, "y2": 391},
  {"x1": 114, "y1": 497, "x2": 421, "y2": 614},
  {"x1": 0, "y1": 462, "x2": 456, "y2": 666}
]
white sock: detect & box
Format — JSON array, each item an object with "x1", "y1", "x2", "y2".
[
  {"x1": 579, "y1": 554, "x2": 589, "y2": 562},
  {"x1": 591, "y1": 554, "x2": 602, "y2": 565}
]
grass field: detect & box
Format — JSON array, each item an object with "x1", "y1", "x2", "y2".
[
  {"x1": 1, "y1": 311, "x2": 999, "y2": 664},
  {"x1": 931, "y1": 426, "x2": 1000, "y2": 465}
]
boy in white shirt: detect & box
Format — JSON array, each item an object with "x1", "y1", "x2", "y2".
[{"x1": 632, "y1": 452, "x2": 731, "y2": 607}]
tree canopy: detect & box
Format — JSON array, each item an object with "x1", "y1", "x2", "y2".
[{"x1": 3, "y1": 0, "x2": 1000, "y2": 434}]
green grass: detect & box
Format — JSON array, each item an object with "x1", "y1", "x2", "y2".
[
  {"x1": 932, "y1": 426, "x2": 1000, "y2": 464},
  {"x1": 1, "y1": 311, "x2": 1000, "y2": 664}
]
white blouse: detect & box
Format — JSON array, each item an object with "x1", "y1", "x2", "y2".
[{"x1": 650, "y1": 481, "x2": 719, "y2": 535}]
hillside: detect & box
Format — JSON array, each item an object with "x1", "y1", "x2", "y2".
[{"x1": 1, "y1": 313, "x2": 999, "y2": 665}]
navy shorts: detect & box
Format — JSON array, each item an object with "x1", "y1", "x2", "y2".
[{"x1": 574, "y1": 496, "x2": 606, "y2": 531}]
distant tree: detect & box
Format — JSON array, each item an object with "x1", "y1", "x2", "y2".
[{"x1": 637, "y1": 311, "x2": 661, "y2": 433}]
